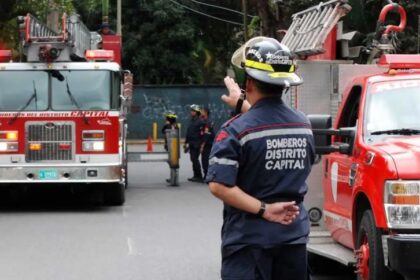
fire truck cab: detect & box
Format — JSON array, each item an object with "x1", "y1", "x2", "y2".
[
  {"x1": 0, "y1": 13, "x2": 132, "y2": 205},
  {"x1": 310, "y1": 55, "x2": 420, "y2": 279}
]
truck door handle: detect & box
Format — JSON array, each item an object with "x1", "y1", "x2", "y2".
[{"x1": 349, "y1": 163, "x2": 358, "y2": 187}]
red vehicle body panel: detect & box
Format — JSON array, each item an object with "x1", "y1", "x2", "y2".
[
  {"x1": 102, "y1": 35, "x2": 122, "y2": 65},
  {"x1": 323, "y1": 71, "x2": 420, "y2": 249}
]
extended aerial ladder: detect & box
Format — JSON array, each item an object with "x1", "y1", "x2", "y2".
[{"x1": 18, "y1": 13, "x2": 102, "y2": 62}]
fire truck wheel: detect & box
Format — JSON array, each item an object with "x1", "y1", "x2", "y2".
[
  {"x1": 103, "y1": 183, "x2": 125, "y2": 206},
  {"x1": 356, "y1": 210, "x2": 402, "y2": 280},
  {"x1": 123, "y1": 161, "x2": 128, "y2": 189}
]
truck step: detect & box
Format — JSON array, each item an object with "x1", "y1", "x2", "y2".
[{"x1": 308, "y1": 230, "x2": 356, "y2": 267}]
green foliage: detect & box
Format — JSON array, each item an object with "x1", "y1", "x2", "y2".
[
  {"x1": 73, "y1": 0, "x2": 103, "y2": 29},
  {"x1": 0, "y1": 0, "x2": 75, "y2": 55},
  {"x1": 15, "y1": 0, "x2": 75, "y2": 21},
  {"x1": 122, "y1": 0, "x2": 200, "y2": 84},
  {"x1": 346, "y1": 0, "x2": 420, "y2": 54},
  {"x1": 1, "y1": 0, "x2": 419, "y2": 84}
]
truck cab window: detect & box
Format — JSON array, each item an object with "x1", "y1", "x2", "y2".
[
  {"x1": 366, "y1": 80, "x2": 420, "y2": 135},
  {"x1": 111, "y1": 72, "x2": 121, "y2": 109},
  {"x1": 336, "y1": 86, "x2": 361, "y2": 143},
  {"x1": 0, "y1": 71, "x2": 49, "y2": 111},
  {"x1": 51, "y1": 70, "x2": 112, "y2": 111}
]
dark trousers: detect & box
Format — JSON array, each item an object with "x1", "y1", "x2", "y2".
[
  {"x1": 221, "y1": 244, "x2": 308, "y2": 280},
  {"x1": 201, "y1": 144, "x2": 212, "y2": 178},
  {"x1": 189, "y1": 145, "x2": 202, "y2": 179}
]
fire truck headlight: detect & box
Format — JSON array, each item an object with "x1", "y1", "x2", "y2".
[
  {"x1": 82, "y1": 141, "x2": 104, "y2": 152},
  {"x1": 0, "y1": 142, "x2": 18, "y2": 152},
  {"x1": 385, "y1": 180, "x2": 420, "y2": 228},
  {"x1": 0, "y1": 143, "x2": 8, "y2": 151}
]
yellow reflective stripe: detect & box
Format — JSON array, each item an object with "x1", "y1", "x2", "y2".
[
  {"x1": 268, "y1": 72, "x2": 295, "y2": 78},
  {"x1": 289, "y1": 64, "x2": 295, "y2": 72},
  {"x1": 245, "y1": 60, "x2": 274, "y2": 72}
]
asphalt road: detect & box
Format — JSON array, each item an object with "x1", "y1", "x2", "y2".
[{"x1": 0, "y1": 144, "x2": 355, "y2": 280}]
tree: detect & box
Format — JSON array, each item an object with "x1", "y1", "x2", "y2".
[
  {"x1": 0, "y1": 0, "x2": 74, "y2": 55},
  {"x1": 345, "y1": 0, "x2": 420, "y2": 54},
  {"x1": 73, "y1": 0, "x2": 103, "y2": 31},
  {"x1": 187, "y1": 0, "x2": 246, "y2": 83},
  {"x1": 122, "y1": 0, "x2": 201, "y2": 84}
]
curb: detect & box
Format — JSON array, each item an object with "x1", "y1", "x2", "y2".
[{"x1": 127, "y1": 139, "x2": 185, "y2": 145}]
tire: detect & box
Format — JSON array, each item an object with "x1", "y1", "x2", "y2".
[
  {"x1": 356, "y1": 210, "x2": 402, "y2": 280},
  {"x1": 122, "y1": 137, "x2": 128, "y2": 189},
  {"x1": 123, "y1": 160, "x2": 128, "y2": 189},
  {"x1": 104, "y1": 183, "x2": 125, "y2": 206}
]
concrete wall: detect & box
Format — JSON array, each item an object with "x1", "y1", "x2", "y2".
[{"x1": 127, "y1": 85, "x2": 232, "y2": 139}]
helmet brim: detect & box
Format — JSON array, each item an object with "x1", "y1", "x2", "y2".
[{"x1": 245, "y1": 68, "x2": 303, "y2": 87}]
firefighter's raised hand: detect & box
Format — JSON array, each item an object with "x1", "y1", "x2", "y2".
[
  {"x1": 262, "y1": 201, "x2": 300, "y2": 225},
  {"x1": 222, "y1": 76, "x2": 242, "y2": 108},
  {"x1": 222, "y1": 76, "x2": 251, "y2": 113}
]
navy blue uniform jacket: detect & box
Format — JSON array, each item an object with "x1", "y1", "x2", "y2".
[
  {"x1": 186, "y1": 116, "x2": 205, "y2": 148},
  {"x1": 206, "y1": 97, "x2": 315, "y2": 254}
]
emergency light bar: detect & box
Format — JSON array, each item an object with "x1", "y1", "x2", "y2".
[
  {"x1": 0, "y1": 50, "x2": 12, "y2": 62},
  {"x1": 85, "y1": 50, "x2": 114, "y2": 61},
  {"x1": 378, "y1": 54, "x2": 420, "y2": 69}
]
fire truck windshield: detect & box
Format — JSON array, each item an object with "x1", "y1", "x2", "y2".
[
  {"x1": 0, "y1": 70, "x2": 114, "y2": 111},
  {"x1": 52, "y1": 70, "x2": 111, "y2": 110},
  {"x1": 0, "y1": 71, "x2": 48, "y2": 111},
  {"x1": 366, "y1": 79, "x2": 420, "y2": 135}
]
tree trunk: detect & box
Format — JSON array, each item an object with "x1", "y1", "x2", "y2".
[{"x1": 251, "y1": 0, "x2": 278, "y2": 38}]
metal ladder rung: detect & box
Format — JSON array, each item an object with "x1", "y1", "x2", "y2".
[
  {"x1": 281, "y1": 0, "x2": 351, "y2": 57},
  {"x1": 26, "y1": 13, "x2": 60, "y2": 42}
]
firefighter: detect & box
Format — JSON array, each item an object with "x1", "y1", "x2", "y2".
[
  {"x1": 184, "y1": 104, "x2": 205, "y2": 182},
  {"x1": 206, "y1": 38, "x2": 316, "y2": 280},
  {"x1": 98, "y1": 22, "x2": 115, "y2": 35},
  {"x1": 161, "y1": 110, "x2": 179, "y2": 151},
  {"x1": 200, "y1": 107, "x2": 215, "y2": 179}
]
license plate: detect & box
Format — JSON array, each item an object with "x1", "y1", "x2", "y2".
[{"x1": 39, "y1": 169, "x2": 58, "y2": 180}]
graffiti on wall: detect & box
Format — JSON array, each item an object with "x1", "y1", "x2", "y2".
[
  {"x1": 141, "y1": 94, "x2": 231, "y2": 121},
  {"x1": 127, "y1": 85, "x2": 232, "y2": 139}
]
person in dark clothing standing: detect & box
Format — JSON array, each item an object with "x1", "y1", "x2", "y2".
[
  {"x1": 185, "y1": 104, "x2": 205, "y2": 182},
  {"x1": 200, "y1": 107, "x2": 215, "y2": 179},
  {"x1": 206, "y1": 37, "x2": 315, "y2": 280},
  {"x1": 98, "y1": 22, "x2": 115, "y2": 35}
]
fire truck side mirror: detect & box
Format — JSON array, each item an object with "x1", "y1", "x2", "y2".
[
  {"x1": 121, "y1": 71, "x2": 133, "y2": 116},
  {"x1": 309, "y1": 115, "x2": 355, "y2": 155},
  {"x1": 309, "y1": 114, "x2": 332, "y2": 154},
  {"x1": 122, "y1": 72, "x2": 133, "y2": 99}
]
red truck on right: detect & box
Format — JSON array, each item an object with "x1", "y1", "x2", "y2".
[
  {"x1": 310, "y1": 53, "x2": 420, "y2": 280},
  {"x1": 283, "y1": 1, "x2": 420, "y2": 279}
]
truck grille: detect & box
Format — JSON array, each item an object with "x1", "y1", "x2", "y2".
[{"x1": 26, "y1": 122, "x2": 74, "y2": 162}]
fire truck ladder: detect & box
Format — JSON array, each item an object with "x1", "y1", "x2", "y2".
[
  {"x1": 22, "y1": 13, "x2": 99, "y2": 62},
  {"x1": 281, "y1": 0, "x2": 351, "y2": 57}
]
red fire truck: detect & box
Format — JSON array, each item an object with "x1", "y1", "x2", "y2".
[
  {"x1": 308, "y1": 54, "x2": 420, "y2": 280},
  {"x1": 0, "y1": 13, "x2": 132, "y2": 205},
  {"x1": 283, "y1": 1, "x2": 420, "y2": 279}
]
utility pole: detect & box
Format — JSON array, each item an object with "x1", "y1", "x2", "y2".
[
  {"x1": 117, "y1": 0, "x2": 122, "y2": 35},
  {"x1": 242, "y1": 0, "x2": 248, "y2": 42},
  {"x1": 102, "y1": 0, "x2": 109, "y2": 24}
]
